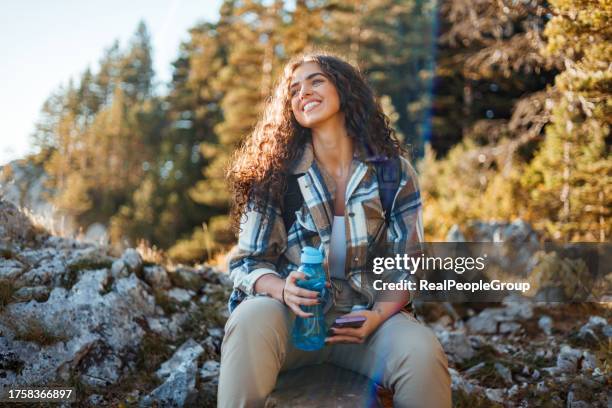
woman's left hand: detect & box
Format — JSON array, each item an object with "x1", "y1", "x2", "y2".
[{"x1": 325, "y1": 310, "x2": 385, "y2": 344}]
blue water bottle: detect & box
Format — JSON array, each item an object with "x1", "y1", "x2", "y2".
[{"x1": 292, "y1": 246, "x2": 327, "y2": 351}]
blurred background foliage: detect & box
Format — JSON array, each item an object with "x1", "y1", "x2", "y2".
[{"x1": 18, "y1": 0, "x2": 611, "y2": 263}]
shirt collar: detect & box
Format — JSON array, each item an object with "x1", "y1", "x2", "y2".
[{"x1": 289, "y1": 139, "x2": 387, "y2": 175}]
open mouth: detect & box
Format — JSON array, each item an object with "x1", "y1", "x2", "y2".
[{"x1": 303, "y1": 100, "x2": 322, "y2": 113}]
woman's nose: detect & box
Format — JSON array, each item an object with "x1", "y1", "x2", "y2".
[{"x1": 298, "y1": 84, "x2": 313, "y2": 99}]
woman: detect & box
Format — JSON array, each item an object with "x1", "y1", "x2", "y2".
[{"x1": 218, "y1": 51, "x2": 450, "y2": 408}]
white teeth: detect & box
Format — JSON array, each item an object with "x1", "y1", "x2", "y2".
[{"x1": 303, "y1": 101, "x2": 321, "y2": 112}]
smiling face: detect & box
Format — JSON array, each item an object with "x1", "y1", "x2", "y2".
[{"x1": 289, "y1": 61, "x2": 343, "y2": 129}]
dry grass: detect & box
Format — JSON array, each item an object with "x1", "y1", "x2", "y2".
[
  {"x1": 4, "y1": 316, "x2": 69, "y2": 346},
  {"x1": 136, "y1": 239, "x2": 167, "y2": 265},
  {"x1": 0, "y1": 279, "x2": 17, "y2": 310}
]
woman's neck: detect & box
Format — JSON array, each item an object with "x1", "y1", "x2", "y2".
[{"x1": 311, "y1": 124, "x2": 354, "y2": 180}]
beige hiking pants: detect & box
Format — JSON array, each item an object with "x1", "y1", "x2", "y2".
[{"x1": 217, "y1": 295, "x2": 451, "y2": 408}]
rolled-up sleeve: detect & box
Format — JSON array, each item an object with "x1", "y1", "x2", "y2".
[{"x1": 228, "y1": 201, "x2": 287, "y2": 297}]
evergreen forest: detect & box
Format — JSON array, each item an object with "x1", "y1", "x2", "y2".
[{"x1": 19, "y1": 0, "x2": 611, "y2": 263}]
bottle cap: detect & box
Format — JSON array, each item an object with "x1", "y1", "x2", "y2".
[{"x1": 301, "y1": 246, "x2": 323, "y2": 264}]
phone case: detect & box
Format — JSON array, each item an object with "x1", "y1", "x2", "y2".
[{"x1": 333, "y1": 315, "x2": 367, "y2": 328}]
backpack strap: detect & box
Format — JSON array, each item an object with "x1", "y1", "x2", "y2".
[
  {"x1": 282, "y1": 173, "x2": 304, "y2": 233},
  {"x1": 374, "y1": 156, "x2": 401, "y2": 225}
]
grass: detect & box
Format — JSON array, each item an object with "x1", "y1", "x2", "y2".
[
  {"x1": 453, "y1": 389, "x2": 503, "y2": 408},
  {"x1": 0, "y1": 279, "x2": 17, "y2": 310},
  {"x1": 5, "y1": 316, "x2": 69, "y2": 346}
]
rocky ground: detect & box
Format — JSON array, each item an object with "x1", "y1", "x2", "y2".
[{"x1": 1, "y1": 199, "x2": 610, "y2": 407}]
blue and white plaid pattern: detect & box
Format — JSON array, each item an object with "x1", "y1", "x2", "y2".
[{"x1": 228, "y1": 142, "x2": 423, "y2": 313}]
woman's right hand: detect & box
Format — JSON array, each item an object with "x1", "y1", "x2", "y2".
[{"x1": 283, "y1": 271, "x2": 320, "y2": 318}]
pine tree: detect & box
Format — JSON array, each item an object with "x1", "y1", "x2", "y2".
[{"x1": 522, "y1": 0, "x2": 611, "y2": 241}]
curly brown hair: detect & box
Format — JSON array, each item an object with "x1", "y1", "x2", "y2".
[{"x1": 227, "y1": 50, "x2": 406, "y2": 231}]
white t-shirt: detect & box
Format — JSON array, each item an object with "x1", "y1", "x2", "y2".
[{"x1": 329, "y1": 216, "x2": 347, "y2": 279}]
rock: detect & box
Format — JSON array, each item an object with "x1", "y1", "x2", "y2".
[
  {"x1": 536, "y1": 381, "x2": 548, "y2": 393},
  {"x1": 568, "y1": 402, "x2": 590, "y2": 408},
  {"x1": 20, "y1": 253, "x2": 66, "y2": 287},
  {"x1": 141, "y1": 339, "x2": 203, "y2": 408},
  {"x1": 12, "y1": 286, "x2": 50, "y2": 302},
  {"x1": 167, "y1": 288, "x2": 195, "y2": 303},
  {"x1": 146, "y1": 315, "x2": 185, "y2": 341},
  {"x1": 83, "y1": 223, "x2": 108, "y2": 245},
  {"x1": 121, "y1": 249, "x2": 142, "y2": 275},
  {"x1": 468, "y1": 310, "x2": 520, "y2": 334},
  {"x1": 499, "y1": 322, "x2": 521, "y2": 334},
  {"x1": 141, "y1": 362, "x2": 199, "y2": 407},
  {"x1": 207, "y1": 327, "x2": 224, "y2": 340},
  {"x1": 538, "y1": 315, "x2": 553, "y2": 335},
  {"x1": 484, "y1": 388, "x2": 505, "y2": 403},
  {"x1": 265, "y1": 363, "x2": 383, "y2": 407},
  {"x1": 578, "y1": 315, "x2": 609, "y2": 342},
  {"x1": 143, "y1": 265, "x2": 171, "y2": 290},
  {"x1": 171, "y1": 267, "x2": 205, "y2": 291},
  {"x1": 464, "y1": 362, "x2": 486, "y2": 377},
  {"x1": 111, "y1": 259, "x2": 129, "y2": 279},
  {"x1": 0, "y1": 162, "x2": 65, "y2": 236},
  {"x1": 467, "y1": 299, "x2": 532, "y2": 334},
  {"x1": 449, "y1": 367, "x2": 477, "y2": 394},
  {"x1": 217, "y1": 273, "x2": 233, "y2": 288},
  {"x1": 468, "y1": 219, "x2": 540, "y2": 273},
  {"x1": 0, "y1": 259, "x2": 25, "y2": 281},
  {"x1": 87, "y1": 394, "x2": 106, "y2": 406},
  {"x1": 156, "y1": 339, "x2": 204, "y2": 381},
  {"x1": 494, "y1": 362, "x2": 513, "y2": 384},
  {"x1": 556, "y1": 345, "x2": 582, "y2": 373},
  {"x1": 0, "y1": 271, "x2": 155, "y2": 389},
  {"x1": 0, "y1": 203, "x2": 234, "y2": 406},
  {"x1": 435, "y1": 331, "x2": 475, "y2": 363},
  {"x1": 0, "y1": 350, "x2": 24, "y2": 371},
  {"x1": 445, "y1": 225, "x2": 466, "y2": 242},
  {"x1": 80, "y1": 345, "x2": 123, "y2": 387},
  {"x1": 0, "y1": 200, "x2": 42, "y2": 244},
  {"x1": 535, "y1": 348, "x2": 554, "y2": 360},
  {"x1": 580, "y1": 351, "x2": 598, "y2": 372},
  {"x1": 199, "y1": 360, "x2": 220, "y2": 381}
]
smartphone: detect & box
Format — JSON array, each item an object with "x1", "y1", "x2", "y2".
[{"x1": 332, "y1": 315, "x2": 367, "y2": 329}]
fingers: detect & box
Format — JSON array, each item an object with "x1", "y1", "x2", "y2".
[
  {"x1": 325, "y1": 334, "x2": 365, "y2": 344},
  {"x1": 285, "y1": 272, "x2": 318, "y2": 299},
  {"x1": 284, "y1": 292, "x2": 319, "y2": 307},
  {"x1": 287, "y1": 271, "x2": 307, "y2": 282},
  {"x1": 293, "y1": 287, "x2": 319, "y2": 299},
  {"x1": 329, "y1": 326, "x2": 364, "y2": 338},
  {"x1": 289, "y1": 303, "x2": 313, "y2": 318},
  {"x1": 283, "y1": 271, "x2": 326, "y2": 318}
]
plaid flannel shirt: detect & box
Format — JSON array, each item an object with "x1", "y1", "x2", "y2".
[{"x1": 227, "y1": 142, "x2": 424, "y2": 313}]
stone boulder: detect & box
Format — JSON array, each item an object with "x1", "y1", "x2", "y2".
[{"x1": 265, "y1": 363, "x2": 385, "y2": 407}]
